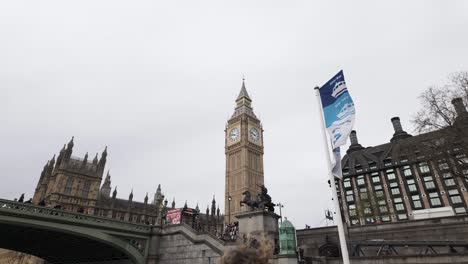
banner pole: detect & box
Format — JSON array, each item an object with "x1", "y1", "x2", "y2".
[{"x1": 314, "y1": 87, "x2": 351, "y2": 264}]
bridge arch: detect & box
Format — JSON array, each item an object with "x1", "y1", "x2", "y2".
[{"x1": 0, "y1": 200, "x2": 150, "y2": 264}]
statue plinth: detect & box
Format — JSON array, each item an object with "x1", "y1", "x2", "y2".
[{"x1": 235, "y1": 210, "x2": 280, "y2": 244}]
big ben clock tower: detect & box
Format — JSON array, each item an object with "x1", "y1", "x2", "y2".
[{"x1": 225, "y1": 80, "x2": 264, "y2": 224}]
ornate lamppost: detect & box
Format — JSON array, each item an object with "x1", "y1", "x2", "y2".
[{"x1": 228, "y1": 195, "x2": 232, "y2": 224}]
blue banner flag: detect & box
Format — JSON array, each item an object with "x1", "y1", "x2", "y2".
[
  {"x1": 319, "y1": 70, "x2": 356, "y2": 150},
  {"x1": 319, "y1": 70, "x2": 356, "y2": 179}
]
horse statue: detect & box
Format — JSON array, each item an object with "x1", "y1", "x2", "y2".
[
  {"x1": 240, "y1": 191, "x2": 258, "y2": 209},
  {"x1": 239, "y1": 185, "x2": 275, "y2": 212}
]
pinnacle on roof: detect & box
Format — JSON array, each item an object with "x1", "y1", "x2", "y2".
[{"x1": 236, "y1": 79, "x2": 251, "y2": 102}]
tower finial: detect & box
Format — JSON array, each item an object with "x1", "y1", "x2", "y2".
[{"x1": 236, "y1": 78, "x2": 251, "y2": 101}]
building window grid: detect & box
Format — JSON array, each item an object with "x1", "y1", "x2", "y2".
[
  {"x1": 357, "y1": 175, "x2": 365, "y2": 186},
  {"x1": 371, "y1": 173, "x2": 389, "y2": 220},
  {"x1": 418, "y1": 162, "x2": 431, "y2": 174},
  {"x1": 411, "y1": 195, "x2": 423, "y2": 209},
  {"x1": 429, "y1": 192, "x2": 442, "y2": 207}
]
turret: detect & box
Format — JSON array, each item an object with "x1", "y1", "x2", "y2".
[
  {"x1": 97, "y1": 146, "x2": 107, "y2": 176},
  {"x1": 153, "y1": 184, "x2": 163, "y2": 204},
  {"x1": 144, "y1": 193, "x2": 148, "y2": 204},
  {"x1": 82, "y1": 152, "x2": 88, "y2": 167},
  {"x1": 171, "y1": 198, "x2": 175, "y2": 209},
  {"x1": 56, "y1": 144, "x2": 66, "y2": 168},
  {"x1": 100, "y1": 170, "x2": 112, "y2": 197},
  {"x1": 112, "y1": 187, "x2": 117, "y2": 199},
  {"x1": 64, "y1": 137, "x2": 74, "y2": 161},
  {"x1": 129, "y1": 189, "x2": 133, "y2": 202},
  {"x1": 47, "y1": 155, "x2": 56, "y2": 175},
  {"x1": 92, "y1": 153, "x2": 98, "y2": 165},
  {"x1": 211, "y1": 196, "x2": 216, "y2": 217}
]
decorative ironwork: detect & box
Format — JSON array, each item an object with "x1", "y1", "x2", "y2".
[{"x1": 0, "y1": 199, "x2": 151, "y2": 233}]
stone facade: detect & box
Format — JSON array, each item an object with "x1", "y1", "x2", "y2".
[
  {"x1": 225, "y1": 80, "x2": 265, "y2": 224},
  {"x1": 31, "y1": 137, "x2": 166, "y2": 225},
  {"x1": 0, "y1": 249, "x2": 44, "y2": 264}
]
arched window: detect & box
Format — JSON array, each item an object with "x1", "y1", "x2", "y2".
[{"x1": 64, "y1": 178, "x2": 74, "y2": 195}]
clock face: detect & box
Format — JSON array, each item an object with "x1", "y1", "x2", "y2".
[
  {"x1": 250, "y1": 127, "x2": 259, "y2": 142},
  {"x1": 229, "y1": 127, "x2": 240, "y2": 142}
]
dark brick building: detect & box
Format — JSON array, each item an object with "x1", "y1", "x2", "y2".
[{"x1": 337, "y1": 97, "x2": 468, "y2": 226}]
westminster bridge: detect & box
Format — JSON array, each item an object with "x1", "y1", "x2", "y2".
[{"x1": 0, "y1": 199, "x2": 225, "y2": 264}]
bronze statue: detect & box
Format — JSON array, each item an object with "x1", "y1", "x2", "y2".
[{"x1": 239, "y1": 185, "x2": 275, "y2": 212}]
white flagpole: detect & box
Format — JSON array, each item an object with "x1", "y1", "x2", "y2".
[{"x1": 314, "y1": 87, "x2": 351, "y2": 264}]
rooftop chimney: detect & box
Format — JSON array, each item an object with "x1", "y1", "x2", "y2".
[
  {"x1": 347, "y1": 130, "x2": 364, "y2": 154},
  {"x1": 391, "y1": 117, "x2": 403, "y2": 133},
  {"x1": 390, "y1": 117, "x2": 412, "y2": 143},
  {"x1": 452, "y1": 97, "x2": 467, "y2": 117}
]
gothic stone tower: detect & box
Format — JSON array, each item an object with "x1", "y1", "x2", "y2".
[
  {"x1": 32, "y1": 137, "x2": 107, "y2": 214},
  {"x1": 225, "y1": 80, "x2": 264, "y2": 224}
]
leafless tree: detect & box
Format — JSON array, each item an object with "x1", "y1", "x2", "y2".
[{"x1": 412, "y1": 71, "x2": 468, "y2": 133}]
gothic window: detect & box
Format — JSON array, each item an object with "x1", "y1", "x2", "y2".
[
  {"x1": 81, "y1": 181, "x2": 91, "y2": 198},
  {"x1": 64, "y1": 178, "x2": 74, "y2": 195}
]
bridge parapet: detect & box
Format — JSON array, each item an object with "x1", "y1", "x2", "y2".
[{"x1": 0, "y1": 199, "x2": 151, "y2": 234}]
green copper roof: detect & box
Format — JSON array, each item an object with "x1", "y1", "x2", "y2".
[{"x1": 280, "y1": 218, "x2": 295, "y2": 229}]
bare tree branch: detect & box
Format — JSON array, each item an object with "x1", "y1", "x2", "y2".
[{"x1": 412, "y1": 72, "x2": 468, "y2": 133}]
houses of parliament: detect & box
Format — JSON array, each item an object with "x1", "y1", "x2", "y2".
[{"x1": 24, "y1": 80, "x2": 264, "y2": 229}]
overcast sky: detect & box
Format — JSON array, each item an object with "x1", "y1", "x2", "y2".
[{"x1": 1, "y1": 1, "x2": 468, "y2": 228}]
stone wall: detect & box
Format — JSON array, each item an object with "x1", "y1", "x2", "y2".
[
  {"x1": 0, "y1": 249, "x2": 44, "y2": 264},
  {"x1": 150, "y1": 224, "x2": 225, "y2": 264},
  {"x1": 297, "y1": 215, "x2": 468, "y2": 261}
]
